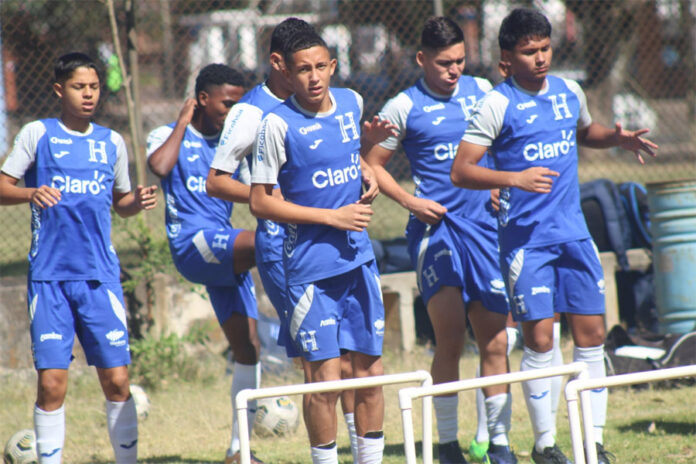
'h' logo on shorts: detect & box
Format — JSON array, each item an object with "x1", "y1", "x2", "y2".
[{"x1": 299, "y1": 330, "x2": 318, "y2": 352}]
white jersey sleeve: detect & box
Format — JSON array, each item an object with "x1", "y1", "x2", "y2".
[
  {"x1": 350, "y1": 88, "x2": 364, "y2": 120},
  {"x1": 564, "y1": 78, "x2": 592, "y2": 129},
  {"x1": 145, "y1": 125, "x2": 174, "y2": 157},
  {"x1": 474, "y1": 76, "x2": 494, "y2": 93},
  {"x1": 211, "y1": 102, "x2": 264, "y2": 174},
  {"x1": 237, "y1": 156, "x2": 251, "y2": 185},
  {"x1": 377, "y1": 92, "x2": 413, "y2": 151},
  {"x1": 0, "y1": 120, "x2": 46, "y2": 179},
  {"x1": 251, "y1": 113, "x2": 288, "y2": 185},
  {"x1": 461, "y1": 90, "x2": 510, "y2": 147},
  {"x1": 111, "y1": 130, "x2": 132, "y2": 193}
]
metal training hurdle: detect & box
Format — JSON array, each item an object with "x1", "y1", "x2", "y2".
[
  {"x1": 565, "y1": 364, "x2": 696, "y2": 464},
  {"x1": 398, "y1": 362, "x2": 591, "y2": 464},
  {"x1": 235, "y1": 370, "x2": 433, "y2": 464}
]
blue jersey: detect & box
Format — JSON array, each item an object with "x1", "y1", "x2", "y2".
[
  {"x1": 252, "y1": 88, "x2": 374, "y2": 286},
  {"x1": 379, "y1": 76, "x2": 496, "y2": 227},
  {"x1": 212, "y1": 83, "x2": 285, "y2": 263},
  {"x1": 1, "y1": 118, "x2": 131, "y2": 282},
  {"x1": 462, "y1": 75, "x2": 593, "y2": 253},
  {"x1": 147, "y1": 123, "x2": 236, "y2": 248}
]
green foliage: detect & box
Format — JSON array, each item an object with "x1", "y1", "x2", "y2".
[{"x1": 129, "y1": 323, "x2": 211, "y2": 390}]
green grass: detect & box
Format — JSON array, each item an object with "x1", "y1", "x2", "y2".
[{"x1": 1, "y1": 337, "x2": 695, "y2": 463}]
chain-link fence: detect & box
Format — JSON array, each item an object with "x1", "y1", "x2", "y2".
[{"x1": 1, "y1": 0, "x2": 695, "y2": 276}]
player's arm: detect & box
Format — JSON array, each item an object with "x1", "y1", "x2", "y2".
[
  {"x1": 206, "y1": 103, "x2": 261, "y2": 203},
  {"x1": 113, "y1": 185, "x2": 158, "y2": 218},
  {"x1": 250, "y1": 183, "x2": 372, "y2": 232},
  {"x1": 0, "y1": 172, "x2": 61, "y2": 207},
  {"x1": 147, "y1": 98, "x2": 196, "y2": 177},
  {"x1": 577, "y1": 122, "x2": 658, "y2": 165},
  {"x1": 358, "y1": 115, "x2": 399, "y2": 204}
]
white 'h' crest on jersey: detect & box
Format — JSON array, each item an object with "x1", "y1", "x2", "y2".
[{"x1": 335, "y1": 112, "x2": 360, "y2": 142}]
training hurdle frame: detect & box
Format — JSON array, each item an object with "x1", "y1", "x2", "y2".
[
  {"x1": 398, "y1": 362, "x2": 591, "y2": 464},
  {"x1": 235, "y1": 370, "x2": 433, "y2": 464},
  {"x1": 565, "y1": 364, "x2": 696, "y2": 464}
]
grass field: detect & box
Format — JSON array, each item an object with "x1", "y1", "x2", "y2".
[{"x1": 1, "y1": 336, "x2": 695, "y2": 463}]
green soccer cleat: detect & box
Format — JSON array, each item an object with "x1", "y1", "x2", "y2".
[{"x1": 469, "y1": 438, "x2": 490, "y2": 463}]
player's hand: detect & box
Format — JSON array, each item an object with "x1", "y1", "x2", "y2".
[
  {"x1": 135, "y1": 184, "x2": 158, "y2": 210},
  {"x1": 406, "y1": 196, "x2": 447, "y2": 224},
  {"x1": 613, "y1": 122, "x2": 658, "y2": 165},
  {"x1": 177, "y1": 98, "x2": 197, "y2": 126},
  {"x1": 30, "y1": 185, "x2": 61, "y2": 208},
  {"x1": 490, "y1": 188, "x2": 500, "y2": 211},
  {"x1": 361, "y1": 116, "x2": 398, "y2": 147},
  {"x1": 329, "y1": 203, "x2": 373, "y2": 231},
  {"x1": 359, "y1": 162, "x2": 379, "y2": 204},
  {"x1": 514, "y1": 167, "x2": 559, "y2": 193}
]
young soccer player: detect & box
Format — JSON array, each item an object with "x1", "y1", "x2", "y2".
[
  {"x1": 206, "y1": 18, "x2": 362, "y2": 462},
  {"x1": 249, "y1": 29, "x2": 395, "y2": 464},
  {"x1": 365, "y1": 16, "x2": 515, "y2": 464},
  {"x1": 452, "y1": 8, "x2": 657, "y2": 464},
  {"x1": 0, "y1": 52, "x2": 158, "y2": 464},
  {"x1": 145, "y1": 64, "x2": 263, "y2": 464}
]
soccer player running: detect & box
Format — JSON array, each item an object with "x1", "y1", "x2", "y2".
[
  {"x1": 0, "y1": 52, "x2": 158, "y2": 464},
  {"x1": 205, "y1": 18, "x2": 361, "y2": 462},
  {"x1": 249, "y1": 29, "x2": 395, "y2": 464},
  {"x1": 145, "y1": 64, "x2": 260, "y2": 464},
  {"x1": 451, "y1": 8, "x2": 657, "y2": 464},
  {"x1": 365, "y1": 16, "x2": 515, "y2": 464}
]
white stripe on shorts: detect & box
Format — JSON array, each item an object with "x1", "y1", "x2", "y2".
[
  {"x1": 290, "y1": 284, "x2": 315, "y2": 340},
  {"x1": 192, "y1": 230, "x2": 221, "y2": 264},
  {"x1": 508, "y1": 248, "x2": 525, "y2": 298},
  {"x1": 415, "y1": 225, "x2": 432, "y2": 293}
]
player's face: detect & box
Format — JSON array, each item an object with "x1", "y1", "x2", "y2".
[
  {"x1": 417, "y1": 42, "x2": 466, "y2": 95},
  {"x1": 504, "y1": 36, "x2": 553, "y2": 91},
  {"x1": 199, "y1": 83, "x2": 245, "y2": 132},
  {"x1": 286, "y1": 45, "x2": 336, "y2": 113},
  {"x1": 54, "y1": 66, "x2": 101, "y2": 122}
]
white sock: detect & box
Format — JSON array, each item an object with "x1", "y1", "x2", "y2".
[
  {"x1": 34, "y1": 404, "x2": 64, "y2": 464},
  {"x1": 357, "y1": 433, "x2": 385, "y2": 464},
  {"x1": 311, "y1": 442, "x2": 338, "y2": 464},
  {"x1": 106, "y1": 397, "x2": 138, "y2": 464},
  {"x1": 474, "y1": 365, "x2": 489, "y2": 443},
  {"x1": 433, "y1": 395, "x2": 459, "y2": 444},
  {"x1": 486, "y1": 393, "x2": 511, "y2": 446},
  {"x1": 550, "y1": 322, "x2": 564, "y2": 436},
  {"x1": 573, "y1": 344, "x2": 607, "y2": 445},
  {"x1": 229, "y1": 362, "x2": 261, "y2": 455},
  {"x1": 521, "y1": 346, "x2": 555, "y2": 452},
  {"x1": 344, "y1": 412, "x2": 358, "y2": 463}
]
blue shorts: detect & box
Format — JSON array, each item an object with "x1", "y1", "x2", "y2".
[
  {"x1": 256, "y1": 258, "x2": 297, "y2": 356},
  {"x1": 406, "y1": 214, "x2": 509, "y2": 314},
  {"x1": 502, "y1": 238, "x2": 605, "y2": 322},
  {"x1": 206, "y1": 271, "x2": 258, "y2": 325},
  {"x1": 28, "y1": 280, "x2": 131, "y2": 369},
  {"x1": 171, "y1": 227, "x2": 245, "y2": 287},
  {"x1": 286, "y1": 260, "x2": 384, "y2": 362}
]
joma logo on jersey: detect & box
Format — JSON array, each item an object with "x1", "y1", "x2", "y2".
[
  {"x1": 183, "y1": 140, "x2": 202, "y2": 148},
  {"x1": 433, "y1": 142, "x2": 458, "y2": 161},
  {"x1": 523, "y1": 130, "x2": 575, "y2": 162},
  {"x1": 51, "y1": 170, "x2": 106, "y2": 195},
  {"x1": 186, "y1": 175, "x2": 207, "y2": 193},
  {"x1": 423, "y1": 103, "x2": 445, "y2": 113},
  {"x1": 299, "y1": 122, "x2": 322, "y2": 135},
  {"x1": 312, "y1": 155, "x2": 361, "y2": 189}
]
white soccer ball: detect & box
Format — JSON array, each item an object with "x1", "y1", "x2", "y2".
[
  {"x1": 3, "y1": 429, "x2": 37, "y2": 464},
  {"x1": 129, "y1": 384, "x2": 151, "y2": 419},
  {"x1": 253, "y1": 396, "x2": 300, "y2": 437}
]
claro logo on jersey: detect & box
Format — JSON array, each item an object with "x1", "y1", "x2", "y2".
[
  {"x1": 51, "y1": 170, "x2": 106, "y2": 195},
  {"x1": 312, "y1": 152, "x2": 361, "y2": 189},
  {"x1": 523, "y1": 129, "x2": 575, "y2": 162},
  {"x1": 433, "y1": 142, "x2": 458, "y2": 161},
  {"x1": 186, "y1": 175, "x2": 207, "y2": 193}
]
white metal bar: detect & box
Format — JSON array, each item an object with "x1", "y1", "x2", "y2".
[
  {"x1": 399, "y1": 362, "x2": 589, "y2": 464},
  {"x1": 565, "y1": 364, "x2": 696, "y2": 464},
  {"x1": 235, "y1": 370, "x2": 432, "y2": 464}
]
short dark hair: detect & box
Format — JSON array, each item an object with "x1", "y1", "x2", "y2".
[
  {"x1": 498, "y1": 8, "x2": 552, "y2": 51},
  {"x1": 421, "y1": 16, "x2": 464, "y2": 51},
  {"x1": 282, "y1": 30, "x2": 328, "y2": 65},
  {"x1": 195, "y1": 63, "x2": 245, "y2": 95},
  {"x1": 270, "y1": 17, "x2": 316, "y2": 54},
  {"x1": 54, "y1": 52, "x2": 100, "y2": 83}
]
